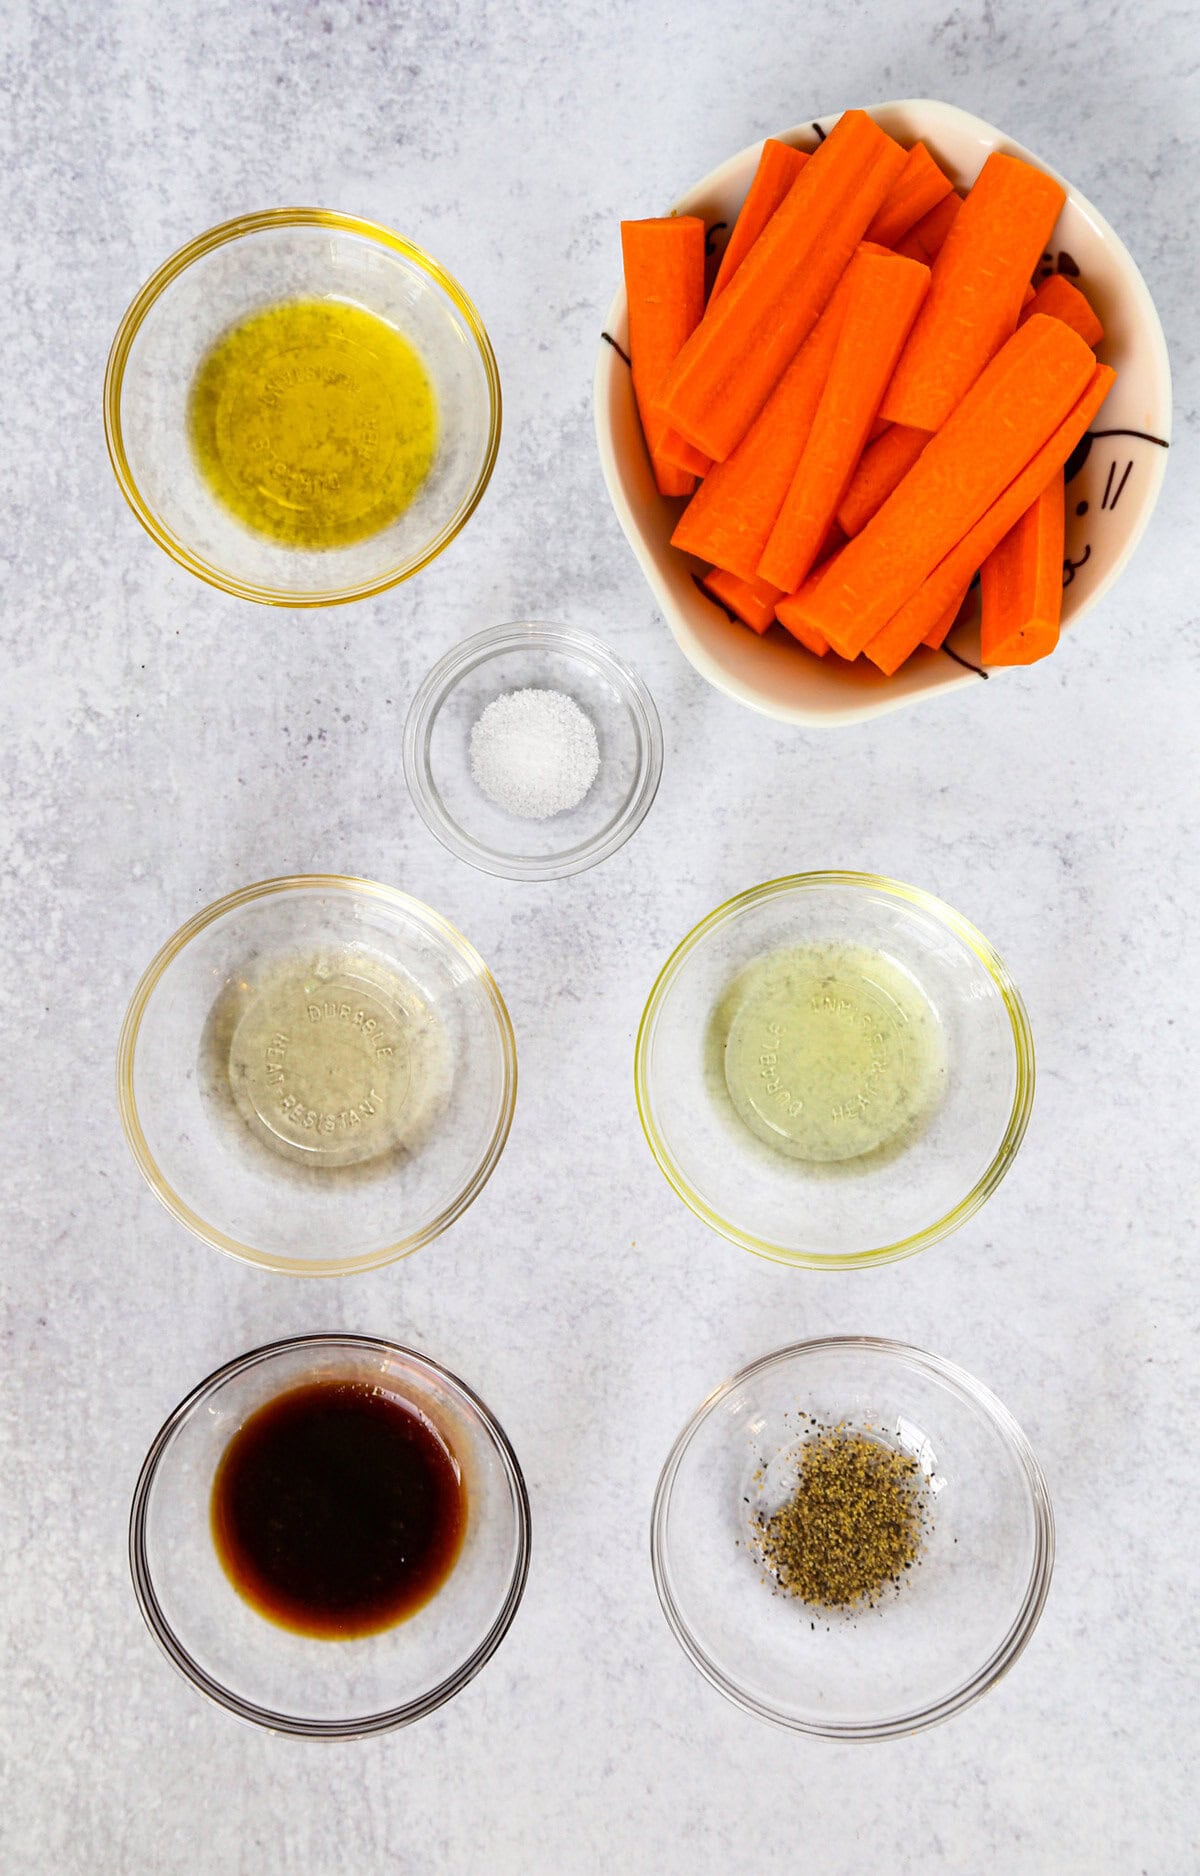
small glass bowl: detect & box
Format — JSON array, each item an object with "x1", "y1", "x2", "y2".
[
  {"x1": 130, "y1": 1335, "x2": 532, "y2": 1738},
  {"x1": 651, "y1": 1337, "x2": 1054, "y2": 1739},
  {"x1": 117, "y1": 875, "x2": 516, "y2": 1275},
  {"x1": 104, "y1": 209, "x2": 501, "y2": 605},
  {"x1": 635, "y1": 872, "x2": 1034, "y2": 1270},
  {"x1": 403, "y1": 622, "x2": 663, "y2": 880}
]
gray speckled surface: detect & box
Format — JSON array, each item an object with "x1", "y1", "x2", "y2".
[{"x1": 2, "y1": 1, "x2": 1198, "y2": 1870}]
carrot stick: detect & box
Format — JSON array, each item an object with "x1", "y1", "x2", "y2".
[
  {"x1": 923, "y1": 579, "x2": 973, "y2": 649},
  {"x1": 893, "y1": 189, "x2": 961, "y2": 262},
  {"x1": 1018, "y1": 274, "x2": 1103, "y2": 348},
  {"x1": 861, "y1": 363, "x2": 1113, "y2": 673},
  {"x1": 659, "y1": 428, "x2": 712, "y2": 477},
  {"x1": 980, "y1": 472, "x2": 1066, "y2": 664},
  {"x1": 758, "y1": 250, "x2": 929, "y2": 592},
  {"x1": 710, "y1": 141, "x2": 809, "y2": 301},
  {"x1": 655, "y1": 110, "x2": 907, "y2": 461},
  {"x1": 881, "y1": 154, "x2": 1066, "y2": 430},
  {"x1": 669, "y1": 258, "x2": 861, "y2": 578},
  {"x1": 865, "y1": 141, "x2": 953, "y2": 246},
  {"x1": 836, "y1": 423, "x2": 931, "y2": 536},
  {"x1": 789, "y1": 315, "x2": 1095, "y2": 660},
  {"x1": 700, "y1": 567, "x2": 784, "y2": 635},
  {"x1": 775, "y1": 599, "x2": 831, "y2": 657},
  {"x1": 620, "y1": 216, "x2": 707, "y2": 497}
]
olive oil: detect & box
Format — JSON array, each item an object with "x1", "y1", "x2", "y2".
[
  {"x1": 188, "y1": 299, "x2": 437, "y2": 547},
  {"x1": 225, "y1": 952, "x2": 449, "y2": 1170},
  {"x1": 720, "y1": 942, "x2": 944, "y2": 1163}
]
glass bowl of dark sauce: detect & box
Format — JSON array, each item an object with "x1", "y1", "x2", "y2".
[{"x1": 129, "y1": 1335, "x2": 531, "y2": 1737}]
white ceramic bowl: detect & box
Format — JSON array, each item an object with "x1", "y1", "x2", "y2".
[{"x1": 594, "y1": 100, "x2": 1172, "y2": 727}]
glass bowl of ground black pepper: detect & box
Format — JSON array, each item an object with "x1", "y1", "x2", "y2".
[
  {"x1": 403, "y1": 622, "x2": 664, "y2": 880},
  {"x1": 651, "y1": 1337, "x2": 1054, "y2": 1739},
  {"x1": 129, "y1": 1334, "x2": 532, "y2": 1737}
]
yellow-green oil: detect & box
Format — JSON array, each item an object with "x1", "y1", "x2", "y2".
[
  {"x1": 188, "y1": 299, "x2": 437, "y2": 547},
  {"x1": 720, "y1": 943, "x2": 944, "y2": 1163}
]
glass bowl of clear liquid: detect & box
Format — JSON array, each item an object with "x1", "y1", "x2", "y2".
[
  {"x1": 117, "y1": 876, "x2": 517, "y2": 1274},
  {"x1": 634, "y1": 872, "x2": 1034, "y2": 1270}
]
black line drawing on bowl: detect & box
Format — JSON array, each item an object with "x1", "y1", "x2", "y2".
[
  {"x1": 1102, "y1": 459, "x2": 1134, "y2": 511},
  {"x1": 600, "y1": 331, "x2": 631, "y2": 367},
  {"x1": 705, "y1": 221, "x2": 727, "y2": 257},
  {"x1": 1062, "y1": 543, "x2": 1091, "y2": 588}
]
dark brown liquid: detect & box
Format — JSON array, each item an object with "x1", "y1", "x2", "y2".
[{"x1": 211, "y1": 1379, "x2": 466, "y2": 1639}]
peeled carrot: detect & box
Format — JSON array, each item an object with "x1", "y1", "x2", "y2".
[
  {"x1": 881, "y1": 154, "x2": 1066, "y2": 430},
  {"x1": 1018, "y1": 273, "x2": 1103, "y2": 348},
  {"x1": 923, "y1": 579, "x2": 973, "y2": 650},
  {"x1": 862, "y1": 362, "x2": 1114, "y2": 673},
  {"x1": 620, "y1": 216, "x2": 706, "y2": 497},
  {"x1": 836, "y1": 423, "x2": 930, "y2": 536},
  {"x1": 776, "y1": 600, "x2": 831, "y2": 657},
  {"x1": 659, "y1": 428, "x2": 712, "y2": 477},
  {"x1": 758, "y1": 250, "x2": 929, "y2": 592},
  {"x1": 980, "y1": 472, "x2": 1066, "y2": 664},
  {"x1": 865, "y1": 141, "x2": 953, "y2": 246},
  {"x1": 655, "y1": 110, "x2": 907, "y2": 460},
  {"x1": 788, "y1": 315, "x2": 1095, "y2": 660},
  {"x1": 700, "y1": 567, "x2": 783, "y2": 635},
  {"x1": 893, "y1": 189, "x2": 961, "y2": 262},
  {"x1": 669, "y1": 258, "x2": 861, "y2": 578},
  {"x1": 710, "y1": 141, "x2": 809, "y2": 301}
]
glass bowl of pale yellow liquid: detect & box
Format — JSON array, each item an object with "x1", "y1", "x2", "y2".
[
  {"x1": 104, "y1": 210, "x2": 501, "y2": 605},
  {"x1": 117, "y1": 877, "x2": 517, "y2": 1274},
  {"x1": 635, "y1": 873, "x2": 1034, "y2": 1270}
]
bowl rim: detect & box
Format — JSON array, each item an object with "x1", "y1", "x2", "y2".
[
  {"x1": 595, "y1": 97, "x2": 1173, "y2": 727},
  {"x1": 650, "y1": 1334, "x2": 1055, "y2": 1740},
  {"x1": 129, "y1": 1332, "x2": 533, "y2": 1739},
  {"x1": 634, "y1": 870, "x2": 1035, "y2": 1269},
  {"x1": 402, "y1": 620, "x2": 665, "y2": 880},
  {"x1": 116, "y1": 873, "x2": 518, "y2": 1275},
  {"x1": 103, "y1": 206, "x2": 503, "y2": 607}
]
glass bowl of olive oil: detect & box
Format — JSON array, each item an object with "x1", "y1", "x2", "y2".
[
  {"x1": 635, "y1": 872, "x2": 1034, "y2": 1270},
  {"x1": 104, "y1": 210, "x2": 501, "y2": 605},
  {"x1": 651, "y1": 1337, "x2": 1054, "y2": 1738},
  {"x1": 117, "y1": 876, "x2": 517, "y2": 1274},
  {"x1": 130, "y1": 1334, "x2": 531, "y2": 1737}
]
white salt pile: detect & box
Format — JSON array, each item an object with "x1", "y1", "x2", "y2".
[{"x1": 469, "y1": 687, "x2": 600, "y2": 821}]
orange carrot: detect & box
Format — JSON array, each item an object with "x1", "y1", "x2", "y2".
[
  {"x1": 775, "y1": 598, "x2": 831, "y2": 657},
  {"x1": 669, "y1": 258, "x2": 861, "y2": 578},
  {"x1": 620, "y1": 216, "x2": 706, "y2": 496},
  {"x1": 1018, "y1": 273, "x2": 1103, "y2": 348},
  {"x1": 710, "y1": 141, "x2": 809, "y2": 301},
  {"x1": 923, "y1": 579, "x2": 973, "y2": 649},
  {"x1": 881, "y1": 154, "x2": 1066, "y2": 430},
  {"x1": 893, "y1": 189, "x2": 961, "y2": 262},
  {"x1": 862, "y1": 362, "x2": 1114, "y2": 673},
  {"x1": 979, "y1": 472, "x2": 1066, "y2": 664},
  {"x1": 788, "y1": 314, "x2": 1095, "y2": 660},
  {"x1": 865, "y1": 141, "x2": 953, "y2": 246},
  {"x1": 655, "y1": 110, "x2": 907, "y2": 460},
  {"x1": 758, "y1": 250, "x2": 929, "y2": 591},
  {"x1": 659, "y1": 428, "x2": 712, "y2": 477},
  {"x1": 700, "y1": 567, "x2": 783, "y2": 635},
  {"x1": 836, "y1": 423, "x2": 931, "y2": 536}
]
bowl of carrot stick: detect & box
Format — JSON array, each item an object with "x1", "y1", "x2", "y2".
[{"x1": 594, "y1": 99, "x2": 1171, "y2": 727}]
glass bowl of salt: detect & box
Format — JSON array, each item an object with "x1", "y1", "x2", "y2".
[{"x1": 403, "y1": 622, "x2": 663, "y2": 879}]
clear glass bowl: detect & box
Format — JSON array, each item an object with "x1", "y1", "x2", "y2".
[
  {"x1": 104, "y1": 209, "x2": 501, "y2": 605},
  {"x1": 651, "y1": 1337, "x2": 1054, "y2": 1738},
  {"x1": 130, "y1": 1334, "x2": 531, "y2": 1737},
  {"x1": 117, "y1": 875, "x2": 517, "y2": 1275},
  {"x1": 635, "y1": 872, "x2": 1034, "y2": 1269},
  {"x1": 403, "y1": 622, "x2": 663, "y2": 880}
]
